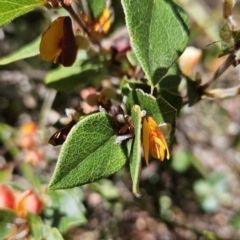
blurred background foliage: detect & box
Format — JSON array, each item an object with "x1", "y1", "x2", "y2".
[{"x1": 1, "y1": 0, "x2": 240, "y2": 239}]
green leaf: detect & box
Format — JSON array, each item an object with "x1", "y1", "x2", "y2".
[
  {"x1": 110, "y1": 0, "x2": 125, "y2": 33},
  {"x1": 158, "y1": 65, "x2": 183, "y2": 114},
  {"x1": 0, "y1": 36, "x2": 40, "y2": 65},
  {"x1": 0, "y1": 209, "x2": 16, "y2": 222},
  {"x1": 0, "y1": 0, "x2": 44, "y2": 27},
  {"x1": 129, "y1": 105, "x2": 142, "y2": 197},
  {"x1": 0, "y1": 209, "x2": 16, "y2": 239},
  {"x1": 90, "y1": 179, "x2": 120, "y2": 200},
  {"x1": 126, "y1": 51, "x2": 139, "y2": 66},
  {"x1": 121, "y1": 0, "x2": 189, "y2": 85},
  {"x1": 0, "y1": 168, "x2": 12, "y2": 183},
  {"x1": 158, "y1": 64, "x2": 182, "y2": 95},
  {"x1": 0, "y1": 123, "x2": 19, "y2": 158},
  {"x1": 59, "y1": 217, "x2": 85, "y2": 233},
  {"x1": 194, "y1": 180, "x2": 212, "y2": 198},
  {"x1": 123, "y1": 84, "x2": 177, "y2": 140},
  {"x1": 230, "y1": 210, "x2": 240, "y2": 230},
  {"x1": 45, "y1": 65, "x2": 105, "y2": 91},
  {"x1": 46, "y1": 188, "x2": 86, "y2": 232},
  {"x1": 28, "y1": 213, "x2": 43, "y2": 240},
  {"x1": 45, "y1": 53, "x2": 108, "y2": 91},
  {"x1": 56, "y1": 189, "x2": 86, "y2": 232},
  {"x1": 87, "y1": 0, "x2": 106, "y2": 19},
  {"x1": 42, "y1": 225, "x2": 64, "y2": 240},
  {"x1": 20, "y1": 162, "x2": 42, "y2": 190},
  {"x1": 171, "y1": 150, "x2": 192, "y2": 173},
  {"x1": 49, "y1": 112, "x2": 128, "y2": 190}
]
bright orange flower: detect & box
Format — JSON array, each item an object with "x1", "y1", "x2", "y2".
[
  {"x1": 39, "y1": 16, "x2": 78, "y2": 66},
  {"x1": 142, "y1": 116, "x2": 170, "y2": 166}
]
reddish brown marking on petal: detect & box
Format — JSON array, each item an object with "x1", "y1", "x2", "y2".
[{"x1": 59, "y1": 16, "x2": 78, "y2": 67}]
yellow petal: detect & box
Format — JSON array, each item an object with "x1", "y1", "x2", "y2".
[
  {"x1": 95, "y1": 9, "x2": 111, "y2": 34},
  {"x1": 39, "y1": 17, "x2": 65, "y2": 62},
  {"x1": 149, "y1": 132, "x2": 168, "y2": 160}
]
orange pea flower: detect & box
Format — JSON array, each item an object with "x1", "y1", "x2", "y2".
[
  {"x1": 39, "y1": 16, "x2": 78, "y2": 66},
  {"x1": 142, "y1": 116, "x2": 170, "y2": 166}
]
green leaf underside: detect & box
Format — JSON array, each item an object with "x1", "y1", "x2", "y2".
[
  {"x1": 45, "y1": 54, "x2": 108, "y2": 91},
  {"x1": 124, "y1": 86, "x2": 177, "y2": 136},
  {"x1": 49, "y1": 112, "x2": 128, "y2": 190},
  {"x1": 0, "y1": 36, "x2": 40, "y2": 65},
  {"x1": 0, "y1": 0, "x2": 43, "y2": 27},
  {"x1": 121, "y1": 0, "x2": 189, "y2": 85},
  {"x1": 45, "y1": 65, "x2": 104, "y2": 92},
  {"x1": 130, "y1": 105, "x2": 142, "y2": 197},
  {"x1": 87, "y1": 0, "x2": 106, "y2": 19}
]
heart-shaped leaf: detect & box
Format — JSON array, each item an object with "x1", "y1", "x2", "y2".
[
  {"x1": 49, "y1": 112, "x2": 128, "y2": 190},
  {"x1": 121, "y1": 0, "x2": 189, "y2": 85}
]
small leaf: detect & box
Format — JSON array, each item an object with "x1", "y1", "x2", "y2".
[
  {"x1": 87, "y1": 0, "x2": 106, "y2": 19},
  {"x1": 20, "y1": 162, "x2": 42, "y2": 190},
  {"x1": 158, "y1": 65, "x2": 183, "y2": 114},
  {"x1": 0, "y1": 123, "x2": 19, "y2": 158},
  {"x1": 171, "y1": 150, "x2": 192, "y2": 173},
  {"x1": 59, "y1": 217, "x2": 85, "y2": 233},
  {"x1": 158, "y1": 64, "x2": 182, "y2": 95},
  {"x1": 121, "y1": 0, "x2": 189, "y2": 85},
  {"x1": 0, "y1": 209, "x2": 16, "y2": 223},
  {"x1": 0, "y1": 36, "x2": 40, "y2": 65},
  {"x1": 90, "y1": 179, "x2": 120, "y2": 200},
  {"x1": 28, "y1": 214, "x2": 43, "y2": 240},
  {"x1": 46, "y1": 188, "x2": 86, "y2": 232},
  {"x1": 126, "y1": 51, "x2": 139, "y2": 66},
  {"x1": 54, "y1": 189, "x2": 86, "y2": 232},
  {"x1": 49, "y1": 112, "x2": 128, "y2": 190},
  {"x1": 0, "y1": 0, "x2": 44, "y2": 27},
  {"x1": 0, "y1": 209, "x2": 16, "y2": 239},
  {"x1": 42, "y1": 225, "x2": 64, "y2": 240},
  {"x1": 230, "y1": 210, "x2": 240, "y2": 230},
  {"x1": 129, "y1": 105, "x2": 142, "y2": 197}
]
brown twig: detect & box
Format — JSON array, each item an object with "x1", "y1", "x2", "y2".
[{"x1": 201, "y1": 53, "x2": 236, "y2": 91}]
